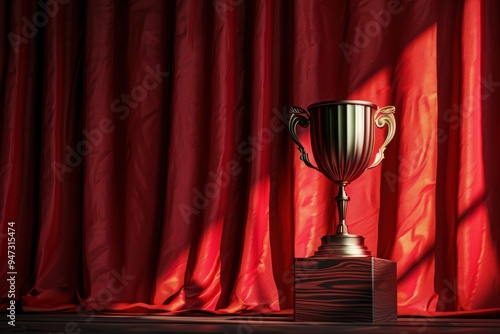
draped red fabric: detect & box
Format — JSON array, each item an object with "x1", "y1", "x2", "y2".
[{"x1": 1, "y1": 0, "x2": 500, "y2": 318}]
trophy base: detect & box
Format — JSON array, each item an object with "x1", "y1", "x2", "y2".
[
  {"x1": 314, "y1": 233, "x2": 371, "y2": 257},
  {"x1": 294, "y1": 256, "x2": 397, "y2": 322}
]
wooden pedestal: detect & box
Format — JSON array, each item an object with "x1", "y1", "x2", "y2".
[{"x1": 294, "y1": 257, "x2": 397, "y2": 322}]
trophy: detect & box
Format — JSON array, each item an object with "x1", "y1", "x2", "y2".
[{"x1": 289, "y1": 100, "x2": 397, "y2": 322}]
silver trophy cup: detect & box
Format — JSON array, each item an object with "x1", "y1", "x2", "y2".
[{"x1": 289, "y1": 100, "x2": 396, "y2": 256}]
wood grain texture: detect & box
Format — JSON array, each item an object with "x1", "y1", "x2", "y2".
[{"x1": 294, "y1": 257, "x2": 397, "y2": 322}]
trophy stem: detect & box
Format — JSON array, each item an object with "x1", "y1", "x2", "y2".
[
  {"x1": 314, "y1": 182, "x2": 371, "y2": 257},
  {"x1": 335, "y1": 183, "x2": 349, "y2": 235}
]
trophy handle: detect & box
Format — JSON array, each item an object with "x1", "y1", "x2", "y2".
[
  {"x1": 289, "y1": 107, "x2": 320, "y2": 171},
  {"x1": 366, "y1": 106, "x2": 396, "y2": 170}
]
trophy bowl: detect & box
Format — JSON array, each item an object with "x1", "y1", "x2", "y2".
[{"x1": 289, "y1": 100, "x2": 396, "y2": 257}]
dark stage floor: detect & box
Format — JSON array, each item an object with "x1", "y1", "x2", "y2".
[{"x1": 2, "y1": 314, "x2": 500, "y2": 333}]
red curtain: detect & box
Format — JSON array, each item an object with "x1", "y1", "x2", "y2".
[{"x1": 1, "y1": 0, "x2": 500, "y2": 317}]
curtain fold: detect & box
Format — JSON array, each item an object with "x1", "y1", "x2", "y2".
[{"x1": 1, "y1": 0, "x2": 500, "y2": 317}]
